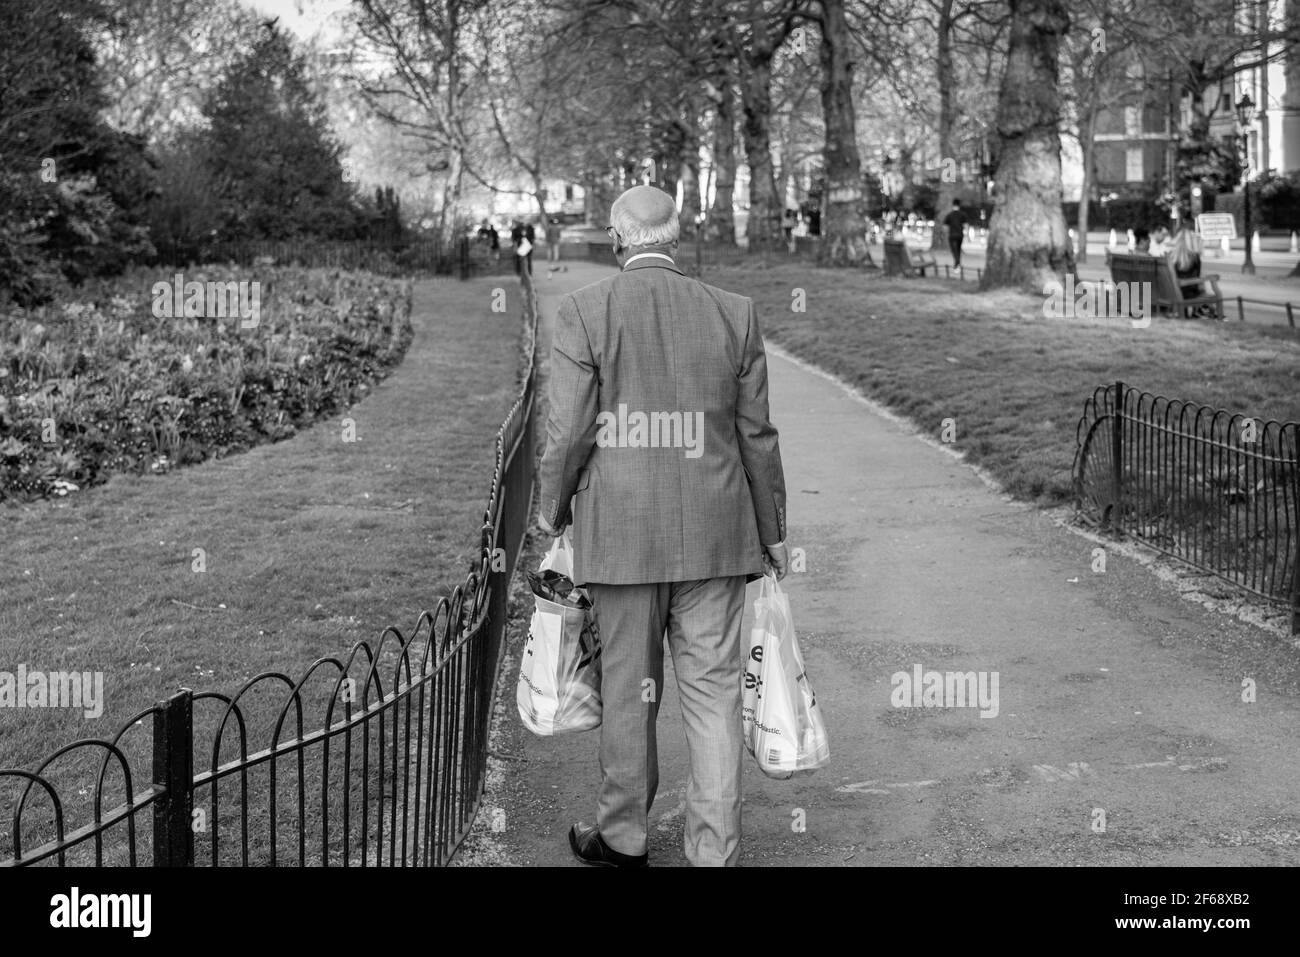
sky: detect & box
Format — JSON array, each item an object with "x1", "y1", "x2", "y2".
[{"x1": 237, "y1": 0, "x2": 351, "y2": 43}]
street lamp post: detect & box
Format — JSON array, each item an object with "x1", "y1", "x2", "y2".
[{"x1": 1236, "y1": 93, "x2": 1256, "y2": 275}]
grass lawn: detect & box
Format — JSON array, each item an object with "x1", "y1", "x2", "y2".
[
  {"x1": 703, "y1": 260, "x2": 1300, "y2": 505},
  {"x1": 0, "y1": 274, "x2": 526, "y2": 862}
]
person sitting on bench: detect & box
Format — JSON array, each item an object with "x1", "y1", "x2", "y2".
[
  {"x1": 1149, "y1": 224, "x2": 1171, "y2": 256},
  {"x1": 1169, "y1": 214, "x2": 1209, "y2": 317}
]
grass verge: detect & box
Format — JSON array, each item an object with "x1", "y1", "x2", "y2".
[{"x1": 705, "y1": 262, "x2": 1300, "y2": 505}]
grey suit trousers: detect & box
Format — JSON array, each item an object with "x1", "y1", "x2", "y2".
[{"x1": 585, "y1": 575, "x2": 747, "y2": 867}]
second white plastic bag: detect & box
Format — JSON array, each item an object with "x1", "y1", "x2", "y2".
[{"x1": 742, "y1": 573, "x2": 830, "y2": 779}]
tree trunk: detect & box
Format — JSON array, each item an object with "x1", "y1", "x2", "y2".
[
  {"x1": 741, "y1": 57, "x2": 783, "y2": 250},
  {"x1": 441, "y1": 6, "x2": 464, "y2": 244},
  {"x1": 817, "y1": 0, "x2": 871, "y2": 266},
  {"x1": 659, "y1": 118, "x2": 684, "y2": 203},
  {"x1": 710, "y1": 85, "x2": 737, "y2": 244},
  {"x1": 980, "y1": 0, "x2": 1075, "y2": 291},
  {"x1": 931, "y1": 0, "x2": 957, "y2": 251},
  {"x1": 437, "y1": 147, "x2": 465, "y2": 243},
  {"x1": 533, "y1": 173, "x2": 547, "y2": 217},
  {"x1": 1076, "y1": 98, "x2": 1098, "y2": 263},
  {"x1": 583, "y1": 174, "x2": 600, "y2": 223},
  {"x1": 899, "y1": 151, "x2": 917, "y2": 211},
  {"x1": 680, "y1": 114, "x2": 702, "y2": 239}
]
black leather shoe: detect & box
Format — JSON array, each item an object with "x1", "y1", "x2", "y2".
[{"x1": 568, "y1": 822, "x2": 647, "y2": 867}]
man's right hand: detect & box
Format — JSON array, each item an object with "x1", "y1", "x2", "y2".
[{"x1": 763, "y1": 542, "x2": 789, "y2": 581}]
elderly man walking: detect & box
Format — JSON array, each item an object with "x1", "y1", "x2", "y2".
[{"x1": 536, "y1": 185, "x2": 788, "y2": 867}]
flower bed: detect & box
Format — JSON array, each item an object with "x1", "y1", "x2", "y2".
[{"x1": 0, "y1": 265, "x2": 413, "y2": 500}]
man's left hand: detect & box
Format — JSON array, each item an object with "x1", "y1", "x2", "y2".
[{"x1": 538, "y1": 513, "x2": 568, "y2": 536}]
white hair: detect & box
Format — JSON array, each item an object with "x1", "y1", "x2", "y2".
[{"x1": 610, "y1": 202, "x2": 680, "y2": 247}]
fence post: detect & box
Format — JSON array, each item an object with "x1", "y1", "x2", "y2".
[
  {"x1": 1110, "y1": 380, "x2": 1124, "y2": 537},
  {"x1": 1288, "y1": 302, "x2": 1296, "y2": 329},
  {"x1": 1237, "y1": 296, "x2": 1245, "y2": 322},
  {"x1": 1293, "y1": 431, "x2": 1300, "y2": 636},
  {"x1": 152, "y1": 689, "x2": 194, "y2": 866}
]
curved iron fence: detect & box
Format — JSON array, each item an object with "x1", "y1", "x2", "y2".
[
  {"x1": 1073, "y1": 381, "x2": 1300, "y2": 634},
  {"x1": 0, "y1": 274, "x2": 540, "y2": 867}
]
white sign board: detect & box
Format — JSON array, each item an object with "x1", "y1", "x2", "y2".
[{"x1": 1196, "y1": 212, "x2": 1237, "y2": 241}]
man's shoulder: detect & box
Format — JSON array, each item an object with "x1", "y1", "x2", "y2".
[
  {"x1": 569, "y1": 269, "x2": 750, "y2": 310},
  {"x1": 565, "y1": 272, "x2": 621, "y2": 305},
  {"x1": 687, "y1": 276, "x2": 752, "y2": 312}
]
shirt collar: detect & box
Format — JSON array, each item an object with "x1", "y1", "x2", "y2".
[{"x1": 623, "y1": 252, "x2": 677, "y2": 268}]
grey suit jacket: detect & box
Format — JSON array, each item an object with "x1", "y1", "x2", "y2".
[{"x1": 538, "y1": 255, "x2": 787, "y2": 585}]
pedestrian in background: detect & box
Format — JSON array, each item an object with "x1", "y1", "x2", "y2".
[
  {"x1": 546, "y1": 217, "x2": 563, "y2": 265},
  {"x1": 512, "y1": 219, "x2": 534, "y2": 277},
  {"x1": 943, "y1": 199, "x2": 968, "y2": 269}
]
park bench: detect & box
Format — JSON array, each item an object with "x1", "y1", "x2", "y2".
[
  {"x1": 1106, "y1": 251, "x2": 1224, "y2": 319},
  {"x1": 883, "y1": 238, "x2": 937, "y2": 277}
]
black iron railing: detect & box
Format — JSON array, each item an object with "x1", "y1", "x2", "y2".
[
  {"x1": 1226, "y1": 295, "x2": 1300, "y2": 327},
  {"x1": 0, "y1": 274, "x2": 540, "y2": 867},
  {"x1": 1074, "y1": 381, "x2": 1300, "y2": 634}
]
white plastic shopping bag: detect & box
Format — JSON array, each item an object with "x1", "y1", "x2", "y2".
[
  {"x1": 742, "y1": 573, "x2": 830, "y2": 779},
  {"x1": 539, "y1": 530, "x2": 572, "y2": 577},
  {"x1": 516, "y1": 534, "x2": 602, "y2": 735}
]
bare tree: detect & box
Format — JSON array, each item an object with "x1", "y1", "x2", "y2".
[
  {"x1": 94, "y1": 0, "x2": 264, "y2": 140},
  {"x1": 838, "y1": 0, "x2": 1004, "y2": 264},
  {"x1": 546, "y1": 0, "x2": 728, "y2": 233},
  {"x1": 467, "y1": 1, "x2": 599, "y2": 217},
  {"x1": 1059, "y1": 0, "x2": 1146, "y2": 264},
  {"x1": 349, "y1": 0, "x2": 490, "y2": 238},
  {"x1": 925, "y1": 0, "x2": 1010, "y2": 248}
]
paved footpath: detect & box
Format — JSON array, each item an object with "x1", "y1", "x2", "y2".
[{"x1": 457, "y1": 262, "x2": 1300, "y2": 867}]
